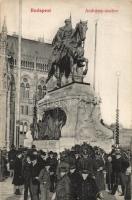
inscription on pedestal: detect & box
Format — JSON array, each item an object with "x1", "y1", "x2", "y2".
[{"x1": 33, "y1": 140, "x2": 60, "y2": 152}]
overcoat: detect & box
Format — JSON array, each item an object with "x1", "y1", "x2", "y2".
[
  {"x1": 12, "y1": 157, "x2": 24, "y2": 186},
  {"x1": 55, "y1": 174, "x2": 71, "y2": 200},
  {"x1": 77, "y1": 175, "x2": 99, "y2": 200}
]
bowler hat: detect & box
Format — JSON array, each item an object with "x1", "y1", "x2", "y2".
[
  {"x1": 60, "y1": 167, "x2": 68, "y2": 173},
  {"x1": 70, "y1": 164, "x2": 76, "y2": 170},
  {"x1": 81, "y1": 169, "x2": 91, "y2": 174},
  {"x1": 40, "y1": 151, "x2": 46, "y2": 156},
  {"x1": 49, "y1": 151, "x2": 53, "y2": 155},
  {"x1": 75, "y1": 150, "x2": 80, "y2": 155}
]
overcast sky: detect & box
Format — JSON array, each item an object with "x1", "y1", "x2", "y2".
[{"x1": 0, "y1": 0, "x2": 132, "y2": 128}]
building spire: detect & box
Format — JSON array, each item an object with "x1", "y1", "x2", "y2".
[
  {"x1": 0, "y1": 16, "x2": 7, "y2": 46},
  {"x1": 70, "y1": 12, "x2": 72, "y2": 27},
  {"x1": 70, "y1": 12, "x2": 72, "y2": 21},
  {"x1": 2, "y1": 16, "x2": 7, "y2": 34}
]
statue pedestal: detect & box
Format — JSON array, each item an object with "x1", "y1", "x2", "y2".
[
  {"x1": 33, "y1": 138, "x2": 75, "y2": 152},
  {"x1": 33, "y1": 140, "x2": 60, "y2": 152},
  {"x1": 59, "y1": 137, "x2": 75, "y2": 152},
  {"x1": 37, "y1": 82, "x2": 113, "y2": 152}
]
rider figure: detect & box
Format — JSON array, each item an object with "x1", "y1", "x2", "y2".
[{"x1": 52, "y1": 18, "x2": 73, "y2": 51}]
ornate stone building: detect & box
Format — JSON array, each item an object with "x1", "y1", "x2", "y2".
[{"x1": 0, "y1": 19, "x2": 52, "y2": 148}]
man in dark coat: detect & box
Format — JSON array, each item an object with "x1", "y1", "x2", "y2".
[
  {"x1": 74, "y1": 150, "x2": 81, "y2": 172},
  {"x1": 38, "y1": 150, "x2": 47, "y2": 170},
  {"x1": 67, "y1": 164, "x2": 80, "y2": 200},
  {"x1": 78, "y1": 149, "x2": 97, "y2": 177},
  {"x1": 105, "y1": 155, "x2": 113, "y2": 191},
  {"x1": 8, "y1": 144, "x2": 17, "y2": 177},
  {"x1": 12, "y1": 150, "x2": 24, "y2": 195},
  {"x1": 46, "y1": 151, "x2": 58, "y2": 192},
  {"x1": 77, "y1": 169, "x2": 102, "y2": 200},
  {"x1": 22, "y1": 153, "x2": 32, "y2": 200},
  {"x1": 111, "y1": 150, "x2": 129, "y2": 196},
  {"x1": 30, "y1": 151, "x2": 41, "y2": 200},
  {"x1": 95, "y1": 152, "x2": 105, "y2": 191},
  {"x1": 39, "y1": 160, "x2": 51, "y2": 200}
]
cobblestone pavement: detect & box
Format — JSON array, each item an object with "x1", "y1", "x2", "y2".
[{"x1": 0, "y1": 177, "x2": 124, "y2": 200}]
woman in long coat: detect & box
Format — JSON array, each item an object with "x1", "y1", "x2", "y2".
[{"x1": 12, "y1": 151, "x2": 24, "y2": 195}]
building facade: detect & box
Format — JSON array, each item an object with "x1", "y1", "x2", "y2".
[{"x1": 0, "y1": 19, "x2": 52, "y2": 149}]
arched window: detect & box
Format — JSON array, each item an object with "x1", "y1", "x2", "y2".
[
  {"x1": 20, "y1": 82, "x2": 25, "y2": 99},
  {"x1": 24, "y1": 122, "x2": 28, "y2": 134},
  {"x1": 42, "y1": 85, "x2": 47, "y2": 97},
  {"x1": 38, "y1": 85, "x2": 42, "y2": 100},
  {"x1": 20, "y1": 122, "x2": 23, "y2": 134},
  {"x1": 20, "y1": 78, "x2": 30, "y2": 100},
  {"x1": 25, "y1": 105, "x2": 29, "y2": 115},
  {"x1": 20, "y1": 105, "x2": 24, "y2": 114},
  {"x1": 25, "y1": 83, "x2": 30, "y2": 98}
]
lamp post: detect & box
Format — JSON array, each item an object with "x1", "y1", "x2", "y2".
[
  {"x1": 93, "y1": 20, "x2": 98, "y2": 91},
  {"x1": 115, "y1": 71, "x2": 120, "y2": 147},
  {"x1": 15, "y1": 0, "x2": 22, "y2": 149}
]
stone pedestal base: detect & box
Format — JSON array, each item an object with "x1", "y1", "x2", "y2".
[
  {"x1": 59, "y1": 137, "x2": 75, "y2": 152},
  {"x1": 33, "y1": 140, "x2": 60, "y2": 153},
  {"x1": 37, "y1": 82, "x2": 113, "y2": 152},
  {"x1": 33, "y1": 138, "x2": 75, "y2": 153}
]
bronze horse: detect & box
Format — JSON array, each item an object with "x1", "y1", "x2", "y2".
[{"x1": 46, "y1": 20, "x2": 88, "y2": 87}]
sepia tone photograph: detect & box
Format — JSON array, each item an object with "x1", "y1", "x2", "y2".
[{"x1": 0, "y1": 0, "x2": 132, "y2": 199}]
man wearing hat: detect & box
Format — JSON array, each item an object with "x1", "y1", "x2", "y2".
[
  {"x1": 39, "y1": 160, "x2": 51, "y2": 200},
  {"x1": 74, "y1": 150, "x2": 81, "y2": 172},
  {"x1": 56, "y1": 152, "x2": 70, "y2": 180},
  {"x1": 111, "y1": 149, "x2": 129, "y2": 196},
  {"x1": 12, "y1": 150, "x2": 24, "y2": 195},
  {"x1": 78, "y1": 149, "x2": 97, "y2": 177},
  {"x1": 52, "y1": 166, "x2": 71, "y2": 200},
  {"x1": 77, "y1": 169, "x2": 102, "y2": 200},
  {"x1": 46, "y1": 151, "x2": 58, "y2": 192},
  {"x1": 38, "y1": 150, "x2": 47, "y2": 170},
  {"x1": 22, "y1": 152, "x2": 32, "y2": 200},
  {"x1": 8, "y1": 144, "x2": 17, "y2": 177},
  {"x1": 29, "y1": 150, "x2": 41, "y2": 200},
  {"x1": 68, "y1": 163, "x2": 80, "y2": 200}
]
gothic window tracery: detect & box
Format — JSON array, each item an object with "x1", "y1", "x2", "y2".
[{"x1": 20, "y1": 77, "x2": 30, "y2": 100}]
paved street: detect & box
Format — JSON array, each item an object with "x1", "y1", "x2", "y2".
[
  {"x1": 0, "y1": 177, "x2": 124, "y2": 200},
  {"x1": 0, "y1": 178, "x2": 23, "y2": 200}
]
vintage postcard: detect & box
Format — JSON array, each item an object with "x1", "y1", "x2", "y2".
[{"x1": 0, "y1": 0, "x2": 132, "y2": 200}]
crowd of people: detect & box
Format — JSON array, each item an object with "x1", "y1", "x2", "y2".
[{"x1": 5, "y1": 143, "x2": 131, "y2": 200}]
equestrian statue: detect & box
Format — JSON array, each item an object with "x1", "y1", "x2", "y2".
[{"x1": 46, "y1": 17, "x2": 89, "y2": 87}]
